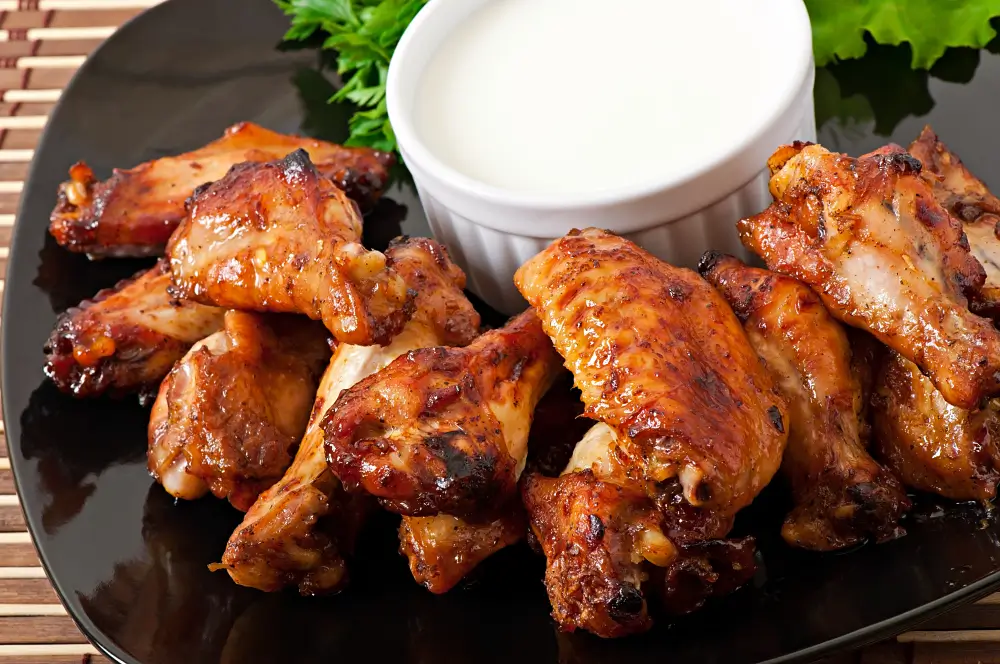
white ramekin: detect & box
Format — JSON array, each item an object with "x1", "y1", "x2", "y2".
[{"x1": 388, "y1": 0, "x2": 816, "y2": 314}]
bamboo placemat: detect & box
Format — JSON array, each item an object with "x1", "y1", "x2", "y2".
[{"x1": 0, "y1": 3, "x2": 997, "y2": 663}]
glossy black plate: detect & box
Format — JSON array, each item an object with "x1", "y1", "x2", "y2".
[{"x1": 6, "y1": 2, "x2": 1000, "y2": 662}]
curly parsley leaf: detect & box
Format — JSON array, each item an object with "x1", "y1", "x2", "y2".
[
  {"x1": 807, "y1": 0, "x2": 1000, "y2": 68},
  {"x1": 275, "y1": 0, "x2": 427, "y2": 152}
]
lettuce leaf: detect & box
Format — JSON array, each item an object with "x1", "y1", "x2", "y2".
[{"x1": 807, "y1": 0, "x2": 1000, "y2": 68}]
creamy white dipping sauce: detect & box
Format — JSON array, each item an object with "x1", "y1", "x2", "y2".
[{"x1": 414, "y1": 0, "x2": 792, "y2": 196}]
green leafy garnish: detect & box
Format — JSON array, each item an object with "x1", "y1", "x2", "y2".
[
  {"x1": 275, "y1": 0, "x2": 428, "y2": 152},
  {"x1": 807, "y1": 0, "x2": 1000, "y2": 68}
]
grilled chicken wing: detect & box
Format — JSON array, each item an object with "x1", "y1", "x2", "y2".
[
  {"x1": 147, "y1": 312, "x2": 331, "y2": 511},
  {"x1": 49, "y1": 122, "x2": 393, "y2": 258},
  {"x1": 515, "y1": 228, "x2": 788, "y2": 523},
  {"x1": 218, "y1": 237, "x2": 480, "y2": 593},
  {"x1": 908, "y1": 126, "x2": 1000, "y2": 320},
  {"x1": 739, "y1": 142, "x2": 1000, "y2": 410},
  {"x1": 324, "y1": 309, "x2": 562, "y2": 519},
  {"x1": 166, "y1": 149, "x2": 412, "y2": 346},
  {"x1": 522, "y1": 423, "x2": 757, "y2": 638},
  {"x1": 43, "y1": 260, "x2": 224, "y2": 400},
  {"x1": 872, "y1": 350, "x2": 1000, "y2": 501},
  {"x1": 701, "y1": 253, "x2": 909, "y2": 550}
]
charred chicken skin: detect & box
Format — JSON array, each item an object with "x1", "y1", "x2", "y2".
[
  {"x1": 872, "y1": 350, "x2": 1000, "y2": 502},
  {"x1": 738, "y1": 142, "x2": 1000, "y2": 410},
  {"x1": 43, "y1": 260, "x2": 224, "y2": 400},
  {"x1": 908, "y1": 126, "x2": 1000, "y2": 321},
  {"x1": 49, "y1": 122, "x2": 393, "y2": 258},
  {"x1": 166, "y1": 149, "x2": 412, "y2": 346},
  {"x1": 522, "y1": 424, "x2": 757, "y2": 639},
  {"x1": 147, "y1": 311, "x2": 331, "y2": 511},
  {"x1": 218, "y1": 237, "x2": 480, "y2": 594},
  {"x1": 324, "y1": 309, "x2": 562, "y2": 519},
  {"x1": 701, "y1": 253, "x2": 909, "y2": 550},
  {"x1": 515, "y1": 228, "x2": 788, "y2": 523}
]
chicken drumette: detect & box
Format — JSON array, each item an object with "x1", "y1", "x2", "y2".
[
  {"x1": 514, "y1": 228, "x2": 786, "y2": 637},
  {"x1": 217, "y1": 237, "x2": 480, "y2": 593},
  {"x1": 50, "y1": 122, "x2": 393, "y2": 258},
  {"x1": 43, "y1": 260, "x2": 224, "y2": 400},
  {"x1": 739, "y1": 142, "x2": 1000, "y2": 409},
  {"x1": 167, "y1": 149, "x2": 412, "y2": 346},
  {"x1": 701, "y1": 252, "x2": 909, "y2": 550},
  {"x1": 148, "y1": 311, "x2": 331, "y2": 511}
]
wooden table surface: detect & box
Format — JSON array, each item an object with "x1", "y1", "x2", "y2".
[{"x1": 0, "y1": 2, "x2": 997, "y2": 662}]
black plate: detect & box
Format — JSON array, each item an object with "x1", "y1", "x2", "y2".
[{"x1": 6, "y1": 2, "x2": 1000, "y2": 663}]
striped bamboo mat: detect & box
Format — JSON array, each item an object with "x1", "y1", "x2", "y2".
[{"x1": 0, "y1": 2, "x2": 998, "y2": 663}]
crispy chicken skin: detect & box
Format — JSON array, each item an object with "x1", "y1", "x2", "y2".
[
  {"x1": 523, "y1": 424, "x2": 757, "y2": 638},
  {"x1": 49, "y1": 122, "x2": 394, "y2": 258},
  {"x1": 701, "y1": 253, "x2": 909, "y2": 550},
  {"x1": 218, "y1": 238, "x2": 480, "y2": 593},
  {"x1": 147, "y1": 312, "x2": 331, "y2": 511},
  {"x1": 872, "y1": 350, "x2": 1000, "y2": 501},
  {"x1": 514, "y1": 228, "x2": 788, "y2": 522},
  {"x1": 908, "y1": 126, "x2": 1000, "y2": 320},
  {"x1": 739, "y1": 142, "x2": 1000, "y2": 410},
  {"x1": 398, "y1": 509, "x2": 526, "y2": 594},
  {"x1": 43, "y1": 260, "x2": 224, "y2": 400},
  {"x1": 166, "y1": 149, "x2": 412, "y2": 346},
  {"x1": 324, "y1": 309, "x2": 562, "y2": 519}
]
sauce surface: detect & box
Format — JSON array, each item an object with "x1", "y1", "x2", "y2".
[{"x1": 414, "y1": 0, "x2": 801, "y2": 196}]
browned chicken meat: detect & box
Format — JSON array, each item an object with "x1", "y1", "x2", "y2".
[
  {"x1": 218, "y1": 237, "x2": 480, "y2": 593},
  {"x1": 872, "y1": 350, "x2": 1000, "y2": 501},
  {"x1": 147, "y1": 311, "x2": 331, "y2": 511},
  {"x1": 739, "y1": 142, "x2": 1000, "y2": 410},
  {"x1": 166, "y1": 149, "x2": 413, "y2": 346},
  {"x1": 49, "y1": 122, "x2": 393, "y2": 258},
  {"x1": 522, "y1": 424, "x2": 757, "y2": 638},
  {"x1": 43, "y1": 260, "x2": 225, "y2": 400},
  {"x1": 514, "y1": 228, "x2": 785, "y2": 638},
  {"x1": 701, "y1": 253, "x2": 909, "y2": 550},
  {"x1": 515, "y1": 228, "x2": 788, "y2": 523},
  {"x1": 324, "y1": 309, "x2": 562, "y2": 519},
  {"x1": 908, "y1": 126, "x2": 1000, "y2": 320}
]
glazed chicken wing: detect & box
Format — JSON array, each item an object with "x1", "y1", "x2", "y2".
[
  {"x1": 324, "y1": 309, "x2": 562, "y2": 518},
  {"x1": 166, "y1": 149, "x2": 412, "y2": 346},
  {"x1": 522, "y1": 423, "x2": 757, "y2": 638},
  {"x1": 701, "y1": 253, "x2": 909, "y2": 550},
  {"x1": 908, "y1": 126, "x2": 1000, "y2": 320},
  {"x1": 43, "y1": 260, "x2": 224, "y2": 400},
  {"x1": 872, "y1": 350, "x2": 1000, "y2": 501},
  {"x1": 50, "y1": 122, "x2": 393, "y2": 258},
  {"x1": 147, "y1": 312, "x2": 331, "y2": 511},
  {"x1": 515, "y1": 228, "x2": 788, "y2": 523},
  {"x1": 738, "y1": 142, "x2": 1000, "y2": 410},
  {"x1": 218, "y1": 237, "x2": 480, "y2": 593}
]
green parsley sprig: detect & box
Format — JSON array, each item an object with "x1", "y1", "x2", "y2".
[{"x1": 276, "y1": 0, "x2": 428, "y2": 153}]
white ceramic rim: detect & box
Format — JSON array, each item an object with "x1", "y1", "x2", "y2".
[{"x1": 387, "y1": 0, "x2": 815, "y2": 215}]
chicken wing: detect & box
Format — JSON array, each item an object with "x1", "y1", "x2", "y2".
[
  {"x1": 43, "y1": 260, "x2": 224, "y2": 400},
  {"x1": 515, "y1": 228, "x2": 788, "y2": 524},
  {"x1": 872, "y1": 350, "x2": 1000, "y2": 501},
  {"x1": 738, "y1": 142, "x2": 1000, "y2": 410},
  {"x1": 49, "y1": 122, "x2": 393, "y2": 258},
  {"x1": 324, "y1": 309, "x2": 562, "y2": 519},
  {"x1": 522, "y1": 423, "x2": 757, "y2": 638},
  {"x1": 908, "y1": 126, "x2": 1000, "y2": 320},
  {"x1": 217, "y1": 237, "x2": 480, "y2": 593},
  {"x1": 147, "y1": 312, "x2": 331, "y2": 511},
  {"x1": 166, "y1": 149, "x2": 412, "y2": 346},
  {"x1": 701, "y1": 253, "x2": 909, "y2": 550}
]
